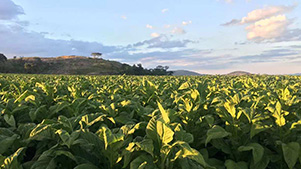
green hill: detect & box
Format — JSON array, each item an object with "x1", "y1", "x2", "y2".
[
  {"x1": 0, "y1": 55, "x2": 172, "y2": 75},
  {"x1": 0, "y1": 56, "x2": 130, "y2": 75}
]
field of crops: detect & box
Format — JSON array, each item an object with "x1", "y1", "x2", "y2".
[{"x1": 0, "y1": 74, "x2": 301, "y2": 169}]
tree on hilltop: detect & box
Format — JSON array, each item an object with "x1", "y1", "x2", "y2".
[{"x1": 91, "y1": 52, "x2": 102, "y2": 59}]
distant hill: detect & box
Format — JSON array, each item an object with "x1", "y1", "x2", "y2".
[
  {"x1": 172, "y1": 70, "x2": 203, "y2": 76},
  {"x1": 0, "y1": 56, "x2": 127, "y2": 75},
  {"x1": 227, "y1": 71, "x2": 252, "y2": 76},
  {"x1": 0, "y1": 56, "x2": 171, "y2": 75},
  {"x1": 292, "y1": 73, "x2": 301, "y2": 76}
]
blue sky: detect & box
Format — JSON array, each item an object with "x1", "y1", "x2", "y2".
[{"x1": 0, "y1": 0, "x2": 301, "y2": 74}]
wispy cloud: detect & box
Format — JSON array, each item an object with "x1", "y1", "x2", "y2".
[
  {"x1": 164, "y1": 24, "x2": 171, "y2": 29},
  {"x1": 121, "y1": 15, "x2": 127, "y2": 20},
  {"x1": 151, "y1": 32, "x2": 160, "y2": 37},
  {"x1": 130, "y1": 36, "x2": 197, "y2": 49},
  {"x1": 162, "y1": 8, "x2": 169, "y2": 13},
  {"x1": 146, "y1": 24, "x2": 154, "y2": 29},
  {"x1": 182, "y1": 21, "x2": 192, "y2": 26},
  {"x1": 217, "y1": 0, "x2": 233, "y2": 3},
  {"x1": 171, "y1": 27, "x2": 186, "y2": 35},
  {"x1": 224, "y1": 0, "x2": 233, "y2": 3}
]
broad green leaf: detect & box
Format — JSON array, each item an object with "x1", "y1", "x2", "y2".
[
  {"x1": 273, "y1": 101, "x2": 286, "y2": 127},
  {"x1": 31, "y1": 148, "x2": 76, "y2": 169},
  {"x1": 97, "y1": 126, "x2": 124, "y2": 150},
  {"x1": 225, "y1": 160, "x2": 248, "y2": 169},
  {"x1": 4, "y1": 114, "x2": 16, "y2": 128},
  {"x1": 282, "y1": 142, "x2": 300, "y2": 169},
  {"x1": 238, "y1": 143, "x2": 264, "y2": 164},
  {"x1": 29, "y1": 105, "x2": 47, "y2": 122},
  {"x1": 206, "y1": 125, "x2": 230, "y2": 146},
  {"x1": 291, "y1": 120, "x2": 301, "y2": 130},
  {"x1": 74, "y1": 163, "x2": 99, "y2": 169},
  {"x1": 0, "y1": 134, "x2": 18, "y2": 154},
  {"x1": 172, "y1": 141, "x2": 208, "y2": 167},
  {"x1": 30, "y1": 124, "x2": 53, "y2": 140},
  {"x1": 174, "y1": 124, "x2": 194, "y2": 143},
  {"x1": 146, "y1": 117, "x2": 158, "y2": 143},
  {"x1": 14, "y1": 90, "x2": 32, "y2": 103},
  {"x1": 157, "y1": 102, "x2": 170, "y2": 124},
  {"x1": 250, "y1": 123, "x2": 271, "y2": 138},
  {"x1": 190, "y1": 89, "x2": 199, "y2": 101},
  {"x1": 250, "y1": 155, "x2": 270, "y2": 169},
  {"x1": 224, "y1": 102, "x2": 236, "y2": 118},
  {"x1": 156, "y1": 121, "x2": 174, "y2": 144},
  {"x1": 0, "y1": 147, "x2": 25, "y2": 169},
  {"x1": 25, "y1": 95, "x2": 35, "y2": 102},
  {"x1": 56, "y1": 129, "x2": 70, "y2": 145},
  {"x1": 282, "y1": 87, "x2": 290, "y2": 101},
  {"x1": 136, "y1": 139, "x2": 154, "y2": 157},
  {"x1": 130, "y1": 154, "x2": 156, "y2": 169},
  {"x1": 127, "y1": 122, "x2": 147, "y2": 135},
  {"x1": 178, "y1": 82, "x2": 190, "y2": 90},
  {"x1": 204, "y1": 115, "x2": 215, "y2": 128}
]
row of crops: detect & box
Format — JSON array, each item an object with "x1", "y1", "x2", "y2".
[{"x1": 0, "y1": 74, "x2": 301, "y2": 169}]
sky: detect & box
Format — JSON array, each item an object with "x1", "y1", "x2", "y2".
[{"x1": 0, "y1": 0, "x2": 301, "y2": 74}]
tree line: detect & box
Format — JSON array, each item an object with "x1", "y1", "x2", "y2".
[{"x1": 121, "y1": 64, "x2": 173, "y2": 75}]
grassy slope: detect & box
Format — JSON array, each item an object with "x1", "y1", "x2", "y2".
[{"x1": 0, "y1": 56, "x2": 131, "y2": 75}]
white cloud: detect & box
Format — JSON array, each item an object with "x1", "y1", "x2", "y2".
[
  {"x1": 246, "y1": 15, "x2": 289, "y2": 40},
  {"x1": 171, "y1": 27, "x2": 186, "y2": 35},
  {"x1": 182, "y1": 21, "x2": 192, "y2": 26},
  {"x1": 146, "y1": 24, "x2": 153, "y2": 29},
  {"x1": 121, "y1": 15, "x2": 127, "y2": 20},
  {"x1": 162, "y1": 8, "x2": 169, "y2": 13},
  {"x1": 151, "y1": 33, "x2": 160, "y2": 38},
  {"x1": 223, "y1": 5, "x2": 295, "y2": 26},
  {"x1": 241, "y1": 5, "x2": 294, "y2": 24},
  {"x1": 223, "y1": 5, "x2": 298, "y2": 42}
]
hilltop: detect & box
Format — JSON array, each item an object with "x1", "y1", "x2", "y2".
[
  {"x1": 0, "y1": 55, "x2": 172, "y2": 75},
  {"x1": 292, "y1": 73, "x2": 301, "y2": 76},
  {"x1": 172, "y1": 70, "x2": 204, "y2": 76},
  {"x1": 227, "y1": 71, "x2": 252, "y2": 76}
]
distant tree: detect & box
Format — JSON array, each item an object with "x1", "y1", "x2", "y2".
[
  {"x1": 0, "y1": 53, "x2": 7, "y2": 62},
  {"x1": 24, "y1": 63, "x2": 33, "y2": 70},
  {"x1": 91, "y1": 52, "x2": 102, "y2": 59},
  {"x1": 150, "y1": 65, "x2": 173, "y2": 75},
  {"x1": 13, "y1": 56, "x2": 17, "y2": 59},
  {"x1": 24, "y1": 63, "x2": 35, "y2": 73}
]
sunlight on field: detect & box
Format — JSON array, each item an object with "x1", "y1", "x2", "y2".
[{"x1": 0, "y1": 74, "x2": 301, "y2": 168}]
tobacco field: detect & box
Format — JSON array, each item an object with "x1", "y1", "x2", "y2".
[{"x1": 0, "y1": 74, "x2": 301, "y2": 169}]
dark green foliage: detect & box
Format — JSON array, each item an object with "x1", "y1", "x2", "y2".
[{"x1": 0, "y1": 54, "x2": 7, "y2": 62}]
